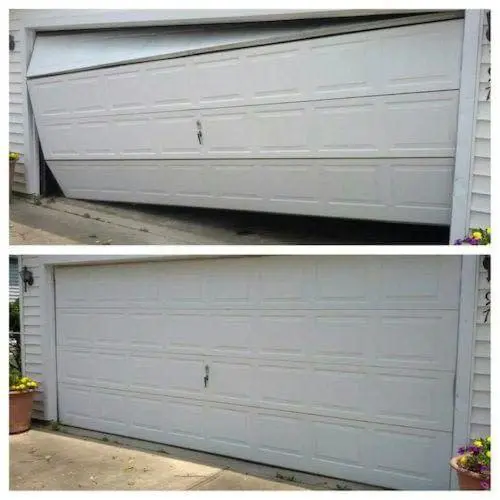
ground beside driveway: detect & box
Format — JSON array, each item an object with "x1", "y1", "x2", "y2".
[
  {"x1": 10, "y1": 426, "x2": 380, "y2": 491},
  {"x1": 9, "y1": 195, "x2": 449, "y2": 245}
]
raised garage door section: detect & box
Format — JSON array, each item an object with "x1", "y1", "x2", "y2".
[
  {"x1": 55, "y1": 256, "x2": 460, "y2": 490},
  {"x1": 28, "y1": 17, "x2": 463, "y2": 225}
]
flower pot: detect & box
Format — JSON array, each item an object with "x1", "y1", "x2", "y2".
[
  {"x1": 9, "y1": 158, "x2": 17, "y2": 198},
  {"x1": 450, "y1": 456, "x2": 489, "y2": 490},
  {"x1": 9, "y1": 390, "x2": 35, "y2": 434}
]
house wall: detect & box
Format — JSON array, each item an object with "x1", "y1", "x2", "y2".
[
  {"x1": 468, "y1": 13, "x2": 491, "y2": 230},
  {"x1": 18, "y1": 254, "x2": 490, "y2": 442}
]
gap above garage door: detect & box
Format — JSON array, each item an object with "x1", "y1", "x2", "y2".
[
  {"x1": 28, "y1": 13, "x2": 464, "y2": 225},
  {"x1": 54, "y1": 256, "x2": 461, "y2": 490}
]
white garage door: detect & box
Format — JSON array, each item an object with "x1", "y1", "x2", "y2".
[
  {"x1": 28, "y1": 17, "x2": 463, "y2": 225},
  {"x1": 55, "y1": 256, "x2": 460, "y2": 490}
]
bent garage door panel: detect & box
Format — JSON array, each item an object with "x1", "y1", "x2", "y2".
[
  {"x1": 28, "y1": 20, "x2": 463, "y2": 224},
  {"x1": 54, "y1": 256, "x2": 460, "y2": 490}
]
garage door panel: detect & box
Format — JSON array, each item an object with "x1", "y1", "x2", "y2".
[
  {"x1": 166, "y1": 399, "x2": 206, "y2": 443},
  {"x1": 29, "y1": 20, "x2": 462, "y2": 117},
  {"x1": 209, "y1": 360, "x2": 253, "y2": 403},
  {"x1": 128, "y1": 396, "x2": 166, "y2": 442},
  {"x1": 58, "y1": 385, "x2": 94, "y2": 421},
  {"x1": 375, "y1": 311, "x2": 458, "y2": 371},
  {"x1": 47, "y1": 158, "x2": 454, "y2": 225},
  {"x1": 206, "y1": 406, "x2": 252, "y2": 452},
  {"x1": 368, "y1": 426, "x2": 451, "y2": 489},
  {"x1": 194, "y1": 54, "x2": 248, "y2": 107},
  {"x1": 57, "y1": 349, "x2": 95, "y2": 386},
  {"x1": 105, "y1": 68, "x2": 147, "y2": 113},
  {"x1": 36, "y1": 92, "x2": 458, "y2": 160},
  {"x1": 379, "y1": 20, "x2": 462, "y2": 94},
  {"x1": 256, "y1": 314, "x2": 311, "y2": 357},
  {"x1": 308, "y1": 37, "x2": 375, "y2": 99},
  {"x1": 128, "y1": 353, "x2": 166, "y2": 393},
  {"x1": 93, "y1": 352, "x2": 131, "y2": 390},
  {"x1": 68, "y1": 75, "x2": 108, "y2": 115},
  {"x1": 390, "y1": 163, "x2": 454, "y2": 207},
  {"x1": 370, "y1": 369, "x2": 454, "y2": 431},
  {"x1": 255, "y1": 411, "x2": 307, "y2": 462},
  {"x1": 385, "y1": 92, "x2": 458, "y2": 156}
]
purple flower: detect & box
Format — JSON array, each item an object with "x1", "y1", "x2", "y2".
[
  {"x1": 454, "y1": 239, "x2": 463, "y2": 245},
  {"x1": 470, "y1": 446, "x2": 480, "y2": 455},
  {"x1": 458, "y1": 447, "x2": 466, "y2": 454},
  {"x1": 480, "y1": 464, "x2": 490, "y2": 473}
]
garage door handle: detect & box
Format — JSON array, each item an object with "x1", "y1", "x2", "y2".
[
  {"x1": 204, "y1": 364, "x2": 209, "y2": 388},
  {"x1": 196, "y1": 120, "x2": 203, "y2": 145}
]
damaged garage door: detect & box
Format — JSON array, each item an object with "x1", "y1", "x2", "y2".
[{"x1": 28, "y1": 13, "x2": 463, "y2": 224}]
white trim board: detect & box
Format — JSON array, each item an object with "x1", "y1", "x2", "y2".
[
  {"x1": 450, "y1": 10, "x2": 483, "y2": 242},
  {"x1": 450, "y1": 255, "x2": 479, "y2": 488}
]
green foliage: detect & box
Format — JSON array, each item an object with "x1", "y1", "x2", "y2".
[{"x1": 10, "y1": 299, "x2": 20, "y2": 332}]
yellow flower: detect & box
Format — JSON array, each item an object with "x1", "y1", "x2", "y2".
[
  {"x1": 472, "y1": 231, "x2": 482, "y2": 240},
  {"x1": 486, "y1": 451, "x2": 491, "y2": 458},
  {"x1": 474, "y1": 440, "x2": 483, "y2": 447},
  {"x1": 18, "y1": 384, "x2": 26, "y2": 390},
  {"x1": 460, "y1": 456, "x2": 468, "y2": 465},
  {"x1": 486, "y1": 228, "x2": 491, "y2": 235},
  {"x1": 487, "y1": 436, "x2": 491, "y2": 443}
]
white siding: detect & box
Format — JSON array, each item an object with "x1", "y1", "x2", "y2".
[
  {"x1": 9, "y1": 258, "x2": 19, "y2": 303},
  {"x1": 19, "y1": 256, "x2": 45, "y2": 418},
  {"x1": 9, "y1": 11, "x2": 27, "y2": 193},
  {"x1": 469, "y1": 262, "x2": 490, "y2": 438},
  {"x1": 469, "y1": 13, "x2": 491, "y2": 229}
]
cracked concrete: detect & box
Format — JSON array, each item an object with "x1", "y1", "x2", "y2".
[{"x1": 10, "y1": 426, "x2": 382, "y2": 491}]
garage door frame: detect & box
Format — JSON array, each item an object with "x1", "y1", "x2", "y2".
[
  {"x1": 27, "y1": 254, "x2": 479, "y2": 489},
  {"x1": 18, "y1": 10, "x2": 484, "y2": 242}
]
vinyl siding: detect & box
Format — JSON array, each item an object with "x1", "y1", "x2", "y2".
[
  {"x1": 469, "y1": 263, "x2": 491, "y2": 438},
  {"x1": 9, "y1": 11, "x2": 27, "y2": 193},
  {"x1": 469, "y1": 13, "x2": 491, "y2": 229},
  {"x1": 9, "y1": 257, "x2": 19, "y2": 303},
  {"x1": 19, "y1": 255, "x2": 45, "y2": 418}
]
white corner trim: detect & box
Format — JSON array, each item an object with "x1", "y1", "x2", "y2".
[
  {"x1": 18, "y1": 257, "x2": 26, "y2": 376},
  {"x1": 23, "y1": 28, "x2": 40, "y2": 195},
  {"x1": 451, "y1": 255, "x2": 479, "y2": 488},
  {"x1": 41, "y1": 263, "x2": 58, "y2": 421},
  {"x1": 449, "y1": 10, "x2": 483, "y2": 243}
]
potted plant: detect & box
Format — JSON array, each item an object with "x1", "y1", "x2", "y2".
[
  {"x1": 9, "y1": 151, "x2": 20, "y2": 197},
  {"x1": 450, "y1": 436, "x2": 491, "y2": 490},
  {"x1": 9, "y1": 341, "x2": 39, "y2": 434}
]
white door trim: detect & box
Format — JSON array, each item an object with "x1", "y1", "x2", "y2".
[
  {"x1": 449, "y1": 10, "x2": 484, "y2": 242},
  {"x1": 450, "y1": 255, "x2": 479, "y2": 488}
]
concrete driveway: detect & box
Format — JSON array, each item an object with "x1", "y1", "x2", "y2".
[
  {"x1": 10, "y1": 426, "x2": 380, "y2": 491},
  {"x1": 10, "y1": 195, "x2": 449, "y2": 245}
]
